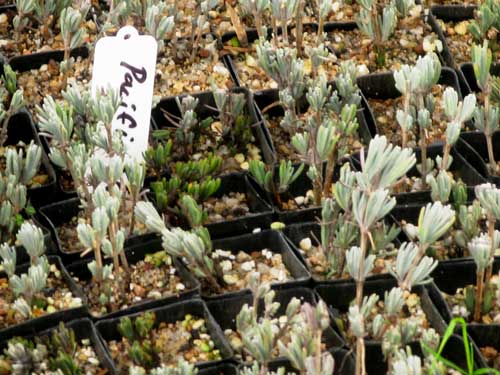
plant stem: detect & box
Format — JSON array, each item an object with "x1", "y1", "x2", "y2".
[
  {"x1": 355, "y1": 336, "x2": 366, "y2": 375},
  {"x1": 420, "y1": 125, "x2": 428, "y2": 189},
  {"x1": 474, "y1": 268, "x2": 485, "y2": 322},
  {"x1": 486, "y1": 133, "x2": 496, "y2": 172},
  {"x1": 355, "y1": 231, "x2": 368, "y2": 307},
  {"x1": 485, "y1": 214, "x2": 496, "y2": 284},
  {"x1": 441, "y1": 143, "x2": 451, "y2": 171},
  {"x1": 295, "y1": 0, "x2": 304, "y2": 56},
  {"x1": 0, "y1": 109, "x2": 12, "y2": 147},
  {"x1": 323, "y1": 148, "x2": 337, "y2": 198}
]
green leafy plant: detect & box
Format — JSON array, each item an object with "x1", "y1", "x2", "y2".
[
  {"x1": 355, "y1": 0, "x2": 398, "y2": 67},
  {"x1": 471, "y1": 42, "x2": 500, "y2": 174},
  {"x1": 0, "y1": 222, "x2": 49, "y2": 320},
  {"x1": 468, "y1": 0, "x2": 500, "y2": 53},
  {"x1": 118, "y1": 311, "x2": 158, "y2": 369},
  {"x1": 151, "y1": 155, "x2": 221, "y2": 228},
  {"x1": 249, "y1": 159, "x2": 304, "y2": 209},
  {"x1": 0, "y1": 65, "x2": 24, "y2": 148},
  {"x1": 422, "y1": 317, "x2": 500, "y2": 375}
]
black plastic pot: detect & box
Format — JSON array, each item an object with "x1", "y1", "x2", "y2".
[
  {"x1": 149, "y1": 172, "x2": 274, "y2": 239},
  {"x1": 95, "y1": 299, "x2": 233, "y2": 372},
  {"x1": 6, "y1": 109, "x2": 57, "y2": 207},
  {"x1": 283, "y1": 221, "x2": 400, "y2": 284},
  {"x1": 460, "y1": 62, "x2": 500, "y2": 96},
  {"x1": 459, "y1": 131, "x2": 500, "y2": 187},
  {"x1": 357, "y1": 67, "x2": 462, "y2": 144},
  {"x1": 151, "y1": 87, "x2": 275, "y2": 173},
  {"x1": 7, "y1": 46, "x2": 89, "y2": 71},
  {"x1": 248, "y1": 158, "x2": 354, "y2": 225},
  {"x1": 427, "y1": 259, "x2": 500, "y2": 368},
  {"x1": 0, "y1": 318, "x2": 115, "y2": 373},
  {"x1": 203, "y1": 229, "x2": 311, "y2": 300},
  {"x1": 206, "y1": 287, "x2": 345, "y2": 364},
  {"x1": 316, "y1": 277, "x2": 447, "y2": 374},
  {"x1": 198, "y1": 363, "x2": 238, "y2": 375},
  {"x1": 428, "y1": 259, "x2": 500, "y2": 323},
  {"x1": 5, "y1": 46, "x2": 89, "y2": 199},
  {"x1": 206, "y1": 173, "x2": 274, "y2": 239},
  {"x1": 352, "y1": 139, "x2": 487, "y2": 205},
  {"x1": 38, "y1": 197, "x2": 157, "y2": 263},
  {"x1": 238, "y1": 348, "x2": 356, "y2": 375},
  {"x1": 66, "y1": 236, "x2": 200, "y2": 320},
  {"x1": 431, "y1": 5, "x2": 477, "y2": 92},
  {"x1": 0, "y1": 255, "x2": 86, "y2": 341},
  {"x1": 252, "y1": 85, "x2": 376, "y2": 164}
]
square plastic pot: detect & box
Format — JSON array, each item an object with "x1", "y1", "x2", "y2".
[
  {"x1": 206, "y1": 287, "x2": 345, "y2": 365},
  {"x1": 352, "y1": 139, "x2": 487, "y2": 205},
  {"x1": 95, "y1": 299, "x2": 233, "y2": 372},
  {"x1": 66, "y1": 235, "x2": 200, "y2": 320},
  {"x1": 150, "y1": 87, "x2": 275, "y2": 173},
  {"x1": 0, "y1": 318, "x2": 115, "y2": 373},
  {"x1": 316, "y1": 277, "x2": 447, "y2": 374},
  {"x1": 38, "y1": 197, "x2": 157, "y2": 263},
  {"x1": 0, "y1": 255, "x2": 86, "y2": 341},
  {"x1": 202, "y1": 229, "x2": 311, "y2": 300}
]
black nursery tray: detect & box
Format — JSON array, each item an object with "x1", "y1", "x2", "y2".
[
  {"x1": 316, "y1": 277, "x2": 447, "y2": 374},
  {"x1": 204, "y1": 229, "x2": 311, "y2": 300},
  {"x1": 150, "y1": 86, "x2": 275, "y2": 173},
  {"x1": 0, "y1": 255, "x2": 86, "y2": 342},
  {"x1": 95, "y1": 299, "x2": 233, "y2": 372},
  {"x1": 206, "y1": 287, "x2": 345, "y2": 364},
  {"x1": 38, "y1": 196, "x2": 157, "y2": 263},
  {"x1": 0, "y1": 318, "x2": 115, "y2": 373},
  {"x1": 352, "y1": 139, "x2": 487, "y2": 205},
  {"x1": 66, "y1": 236, "x2": 200, "y2": 320}
]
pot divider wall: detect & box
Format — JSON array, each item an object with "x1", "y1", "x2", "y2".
[
  {"x1": 204, "y1": 229, "x2": 311, "y2": 300},
  {"x1": 316, "y1": 277, "x2": 447, "y2": 374},
  {"x1": 66, "y1": 236, "x2": 200, "y2": 320},
  {"x1": 206, "y1": 287, "x2": 344, "y2": 365},
  {"x1": 0, "y1": 255, "x2": 86, "y2": 341},
  {"x1": 95, "y1": 299, "x2": 233, "y2": 372},
  {"x1": 0, "y1": 318, "x2": 115, "y2": 373},
  {"x1": 459, "y1": 131, "x2": 500, "y2": 186},
  {"x1": 459, "y1": 62, "x2": 500, "y2": 96},
  {"x1": 198, "y1": 363, "x2": 238, "y2": 375}
]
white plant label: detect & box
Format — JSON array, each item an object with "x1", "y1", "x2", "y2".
[{"x1": 91, "y1": 26, "x2": 157, "y2": 160}]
